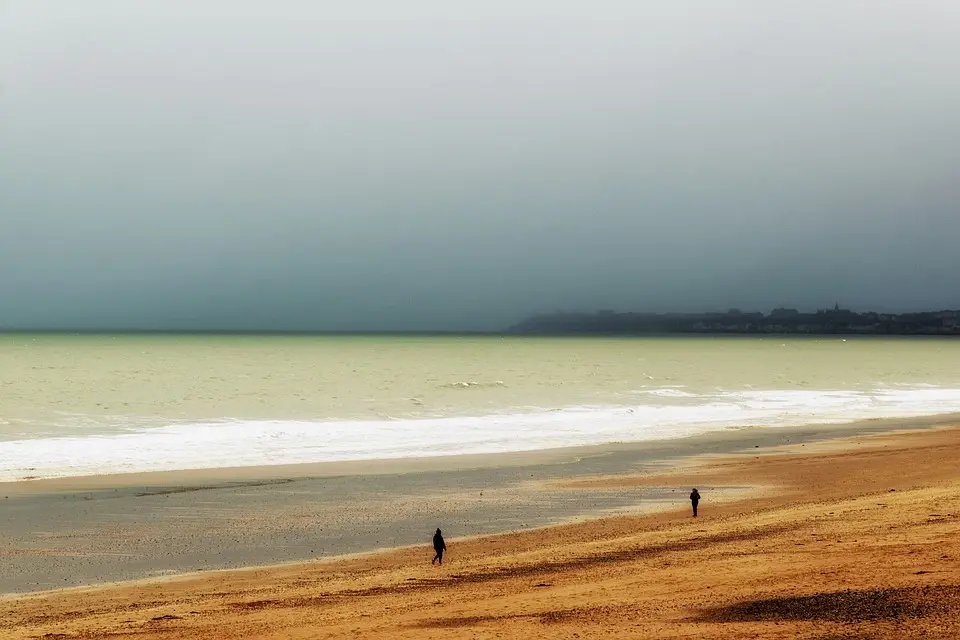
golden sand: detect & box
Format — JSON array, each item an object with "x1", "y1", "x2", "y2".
[{"x1": 4, "y1": 426, "x2": 960, "y2": 639}]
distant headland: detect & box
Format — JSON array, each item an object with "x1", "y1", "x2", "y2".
[{"x1": 508, "y1": 306, "x2": 960, "y2": 336}]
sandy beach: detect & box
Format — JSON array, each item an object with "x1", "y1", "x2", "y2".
[
  {"x1": 2, "y1": 418, "x2": 959, "y2": 638},
  {"x1": 6, "y1": 0, "x2": 960, "y2": 636}
]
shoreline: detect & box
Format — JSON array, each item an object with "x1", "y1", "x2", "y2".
[
  {"x1": 3, "y1": 420, "x2": 959, "y2": 638},
  {"x1": 5, "y1": 411, "x2": 960, "y2": 495},
  {"x1": 0, "y1": 413, "x2": 958, "y2": 597}
]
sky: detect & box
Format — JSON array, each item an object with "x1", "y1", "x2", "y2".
[{"x1": 1, "y1": 1, "x2": 959, "y2": 331}]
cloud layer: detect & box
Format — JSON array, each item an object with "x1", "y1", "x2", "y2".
[{"x1": 2, "y1": 2, "x2": 959, "y2": 330}]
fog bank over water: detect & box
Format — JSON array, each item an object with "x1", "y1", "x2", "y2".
[{"x1": 2, "y1": 2, "x2": 959, "y2": 331}]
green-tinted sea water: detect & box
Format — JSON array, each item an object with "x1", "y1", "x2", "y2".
[{"x1": 2, "y1": 334, "x2": 959, "y2": 479}]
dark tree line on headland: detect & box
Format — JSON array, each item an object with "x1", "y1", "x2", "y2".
[{"x1": 508, "y1": 306, "x2": 960, "y2": 336}]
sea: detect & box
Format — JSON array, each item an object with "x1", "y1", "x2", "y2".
[{"x1": 2, "y1": 334, "x2": 960, "y2": 482}]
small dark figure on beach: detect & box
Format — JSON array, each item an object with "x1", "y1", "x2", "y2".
[
  {"x1": 432, "y1": 528, "x2": 446, "y2": 565},
  {"x1": 690, "y1": 488, "x2": 701, "y2": 517}
]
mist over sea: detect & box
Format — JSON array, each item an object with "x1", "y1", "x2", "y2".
[{"x1": 2, "y1": 334, "x2": 960, "y2": 481}]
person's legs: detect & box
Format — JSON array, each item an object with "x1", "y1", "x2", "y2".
[
  {"x1": 432, "y1": 552, "x2": 439, "y2": 565},
  {"x1": 437, "y1": 549, "x2": 444, "y2": 565},
  {"x1": 692, "y1": 501, "x2": 698, "y2": 517}
]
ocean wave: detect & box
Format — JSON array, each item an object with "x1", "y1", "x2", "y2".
[
  {"x1": 438, "y1": 381, "x2": 507, "y2": 389},
  {"x1": 3, "y1": 385, "x2": 960, "y2": 481},
  {"x1": 635, "y1": 388, "x2": 698, "y2": 399}
]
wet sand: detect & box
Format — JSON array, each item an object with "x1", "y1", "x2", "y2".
[
  {"x1": 2, "y1": 418, "x2": 960, "y2": 638},
  {"x1": 2, "y1": 415, "x2": 954, "y2": 594}
]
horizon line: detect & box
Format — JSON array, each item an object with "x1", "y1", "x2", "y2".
[{"x1": 3, "y1": 305, "x2": 959, "y2": 337}]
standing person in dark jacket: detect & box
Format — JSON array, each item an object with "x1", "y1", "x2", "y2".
[
  {"x1": 690, "y1": 488, "x2": 701, "y2": 517},
  {"x1": 432, "y1": 528, "x2": 447, "y2": 565}
]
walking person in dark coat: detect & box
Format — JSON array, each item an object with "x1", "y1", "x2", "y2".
[
  {"x1": 432, "y1": 528, "x2": 447, "y2": 565},
  {"x1": 690, "y1": 488, "x2": 701, "y2": 517}
]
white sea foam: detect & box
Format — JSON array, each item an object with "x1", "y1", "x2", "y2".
[
  {"x1": 635, "y1": 388, "x2": 699, "y2": 399},
  {"x1": 3, "y1": 386, "x2": 960, "y2": 481},
  {"x1": 439, "y1": 381, "x2": 507, "y2": 389}
]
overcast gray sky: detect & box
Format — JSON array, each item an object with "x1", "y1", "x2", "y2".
[{"x1": 1, "y1": 1, "x2": 959, "y2": 330}]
